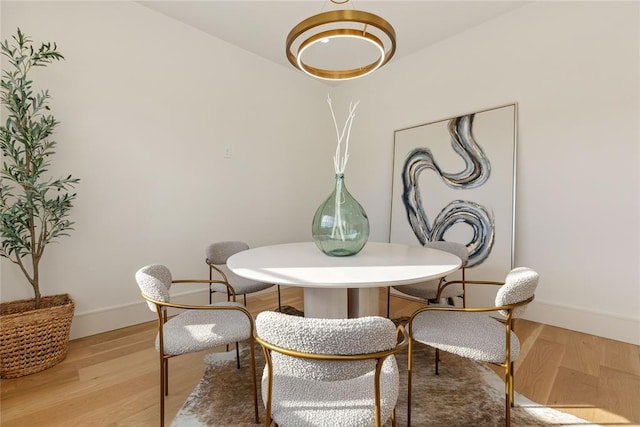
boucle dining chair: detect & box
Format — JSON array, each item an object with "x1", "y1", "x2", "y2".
[
  {"x1": 255, "y1": 311, "x2": 408, "y2": 427},
  {"x1": 386, "y1": 241, "x2": 469, "y2": 317},
  {"x1": 135, "y1": 264, "x2": 259, "y2": 426},
  {"x1": 206, "y1": 241, "x2": 281, "y2": 311},
  {"x1": 406, "y1": 267, "x2": 539, "y2": 427}
]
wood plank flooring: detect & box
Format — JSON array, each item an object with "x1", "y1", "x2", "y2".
[{"x1": 1, "y1": 287, "x2": 639, "y2": 426}]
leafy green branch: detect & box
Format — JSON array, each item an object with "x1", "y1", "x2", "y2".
[{"x1": 1, "y1": 28, "x2": 79, "y2": 308}]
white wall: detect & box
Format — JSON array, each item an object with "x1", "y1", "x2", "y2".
[
  {"x1": 2, "y1": 1, "x2": 638, "y2": 345},
  {"x1": 0, "y1": 1, "x2": 335, "y2": 338},
  {"x1": 337, "y1": 1, "x2": 640, "y2": 344}
]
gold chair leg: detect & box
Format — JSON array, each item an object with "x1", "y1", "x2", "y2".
[
  {"x1": 407, "y1": 339, "x2": 414, "y2": 427},
  {"x1": 164, "y1": 358, "x2": 169, "y2": 395},
  {"x1": 505, "y1": 390, "x2": 511, "y2": 427},
  {"x1": 504, "y1": 362, "x2": 511, "y2": 427},
  {"x1": 235, "y1": 342, "x2": 241, "y2": 369},
  {"x1": 391, "y1": 407, "x2": 397, "y2": 427},
  {"x1": 386, "y1": 287, "x2": 391, "y2": 318},
  {"x1": 277, "y1": 285, "x2": 282, "y2": 312},
  {"x1": 160, "y1": 356, "x2": 166, "y2": 426},
  {"x1": 510, "y1": 361, "x2": 515, "y2": 406},
  {"x1": 249, "y1": 339, "x2": 259, "y2": 424}
]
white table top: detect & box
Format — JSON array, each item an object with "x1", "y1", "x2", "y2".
[{"x1": 227, "y1": 241, "x2": 462, "y2": 289}]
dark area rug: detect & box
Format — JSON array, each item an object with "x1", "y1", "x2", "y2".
[{"x1": 172, "y1": 310, "x2": 593, "y2": 427}]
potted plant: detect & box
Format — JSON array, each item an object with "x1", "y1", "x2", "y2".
[{"x1": 0, "y1": 29, "x2": 79, "y2": 378}]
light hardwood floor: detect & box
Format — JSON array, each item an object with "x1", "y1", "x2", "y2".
[{"x1": 1, "y1": 287, "x2": 639, "y2": 426}]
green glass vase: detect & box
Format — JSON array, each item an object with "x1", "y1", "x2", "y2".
[{"x1": 312, "y1": 174, "x2": 370, "y2": 256}]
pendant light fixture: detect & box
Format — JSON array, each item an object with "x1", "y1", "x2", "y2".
[{"x1": 286, "y1": 0, "x2": 396, "y2": 81}]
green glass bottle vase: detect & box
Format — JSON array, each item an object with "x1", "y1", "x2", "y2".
[{"x1": 312, "y1": 174, "x2": 370, "y2": 256}]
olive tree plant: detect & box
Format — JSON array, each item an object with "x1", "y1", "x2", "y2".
[{"x1": 0, "y1": 29, "x2": 79, "y2": 309}]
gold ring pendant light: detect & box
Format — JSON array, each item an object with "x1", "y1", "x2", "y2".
[{"x1": 286, "y1": 1, "x2": 396, "y2": 81}]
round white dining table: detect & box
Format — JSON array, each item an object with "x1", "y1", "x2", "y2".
[{"x1": 227, "y1": 241, "x2": 462, "y2": 318}]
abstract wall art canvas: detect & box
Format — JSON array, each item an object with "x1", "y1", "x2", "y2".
[{"x1": 390, "y1": 104, "x2": 517, "y2": 287}]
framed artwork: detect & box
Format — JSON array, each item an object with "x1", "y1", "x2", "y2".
[{"x1": 390, "y1": 104, "x2": 517, "y2": 286}]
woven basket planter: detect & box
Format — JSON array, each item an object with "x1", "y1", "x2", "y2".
[{"x1": 0, "y1": 294, "x2": 74, "y2": 378}]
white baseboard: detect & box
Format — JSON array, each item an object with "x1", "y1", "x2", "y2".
[{"x1": 522, "y1": 299, "x2": 640, "y2": 345}]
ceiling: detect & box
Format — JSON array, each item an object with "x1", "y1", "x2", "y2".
[{"x1": 138, "y1": 1, "x2": 528, "y2": 75}]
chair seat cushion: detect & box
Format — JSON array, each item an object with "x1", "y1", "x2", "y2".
[
  {"x1": 393, "y1": 279, "x2": 463, "y2": 300},
  {"x1": 156, "y1": 302, "x2": 251, "y2": 356},
  {"x1": 264, "y1": 356, "x2": 399, "y2": 427},
  {"x1": 411, "y1": 307, "x2": 520, "y2": 364},
  {"x1": 212, "y1": 265, "x2": 274, "y2": 295}
]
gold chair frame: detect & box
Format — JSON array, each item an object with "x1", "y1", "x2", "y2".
[
  {"x1": 140, "y1": 279, "x2": 259, "y2": 426},
  {"x1": 406, "y1": 279, "x2": 535, "y2": 427},
  {"x1": 255, "y1": 325, "x2": 409, "y2": 427}
]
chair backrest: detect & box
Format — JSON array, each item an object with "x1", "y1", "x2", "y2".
[
  {"x1": 255, "y1": 311, "x2": 397, "y2": 382},
  {"x1": 206, "y1": 241, "x2": 250, "y2": 265},
  {"x1": 424, "y1": 241, "x2": 469, "y2": 267},
  {"x1": 496, "y1": 267, "x2": 539, "y2": 318},
  {"x1": 135, "y1": 264, "x2": 172, "y2": 312}
]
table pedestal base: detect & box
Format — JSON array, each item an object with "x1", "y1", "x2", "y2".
[{"x1": 303, "y1": 288, "x2": 380, "y2": 318}]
